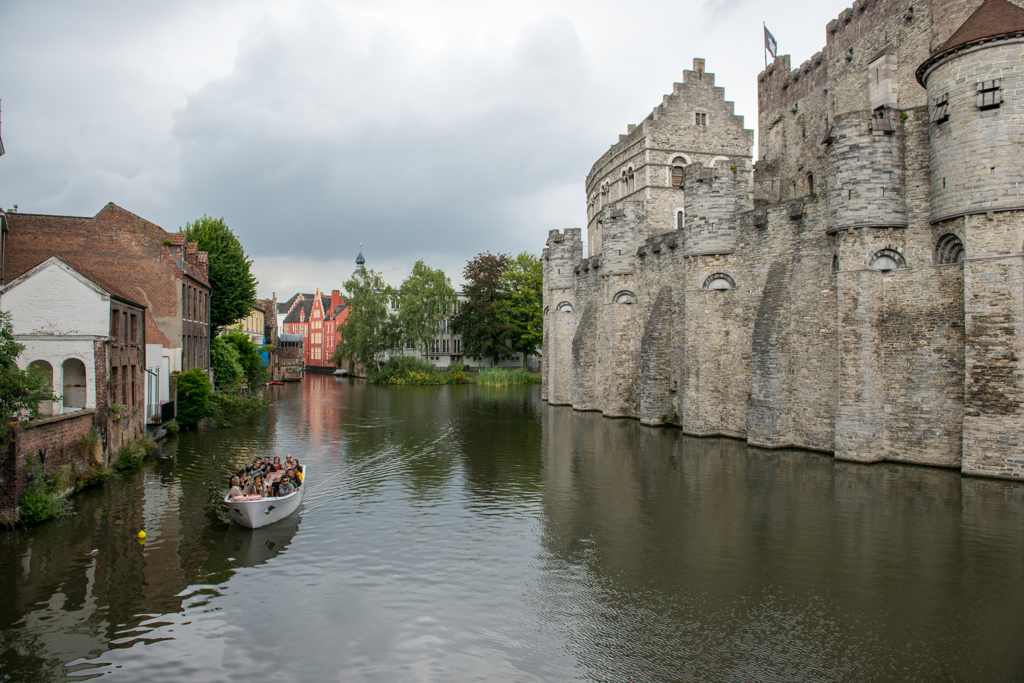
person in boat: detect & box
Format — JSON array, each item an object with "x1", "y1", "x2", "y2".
[
  {"x1": 278, "y1": 475, "x2": 295, "y2": 496},
  {"x1": 292, "y1": 460, "x2": 303, "y2": 482},
  {"x1": 285, "y1": 454, "x2": 293, "y2": 468},
  {"x1": 272, "y1": 456, "x2": 284, "y2": 472},
  {"x1": 245, "y1": 474, "x2": 265, "y2": 497},
  {"x1": 286, "y1": 467, "x2": 301, "y2": 488},
  {"x1": 229, "y1": 476, "x2": 262, "y2": 501}
]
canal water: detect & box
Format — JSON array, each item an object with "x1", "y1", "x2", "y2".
[{"x1": 1, "y1": 375, "x2": 1023, "y2": 682}]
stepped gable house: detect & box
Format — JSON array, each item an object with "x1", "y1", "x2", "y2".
[
  {"x1": 543, "y1": 0, "x2": 1024, "y2": 480},
  {"x1": 3, "y1": 203, "x2": 211, "y2": 402},
  {"x1": 281, "y1": 288, "x2": 348, "y2": 371}
]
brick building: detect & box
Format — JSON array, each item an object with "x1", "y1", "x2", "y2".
[
  {"x1": 2, "y1": 203, "x2": 211, "y2": 416},
  {"x1": 281, "y1": 288, "x2": 348, "y2": 372},
  {"x1": 543, "y1": 0, "x2": 1024, "y2": 480},
  {"x1": 0, "y1": 257, "x2": 147, "y2": 521}
]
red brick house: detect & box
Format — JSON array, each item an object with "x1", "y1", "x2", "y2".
[
  {"x1": 281, "y1": 289, "x2": 348, "y2": 372},
  {"x1": 2, "y1": 203, "x2": 211, "y2": 417}
]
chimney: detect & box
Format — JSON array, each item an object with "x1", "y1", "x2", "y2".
[{"x1": 331, "y1": 289, "x2": 342, "y2": 309}]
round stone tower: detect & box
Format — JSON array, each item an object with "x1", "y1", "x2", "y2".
[
  {"x1": 824, "y1": 110, "x2": 907, "y2": 233},
  {"x1": 681, "y1": 162, "x2": 750, "y2": 255},
  {"x1": 917, "y1": 0, "x2": 1024, "y2": 222}
]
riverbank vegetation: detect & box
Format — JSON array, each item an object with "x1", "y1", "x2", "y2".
[
  {"x1": 368, "y1": 357, "x2": 469, "y2": 385},
  {"x1": 474, "y1": 367, "x2": 540, "y2": 386},
  {"x1": 177, "y1": 364, "x2": 269, "y2": 428},
  {"x1": 18, "y1": 433, "x2": 157, "y2": 525}
]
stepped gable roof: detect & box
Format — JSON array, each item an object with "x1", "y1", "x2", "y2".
[
  {"x1": 283, "y1": 298, "x2": 313, "y2": 324},
  {"x1": 918, "y1": 0, "x2": 1024, "y2": 84}
]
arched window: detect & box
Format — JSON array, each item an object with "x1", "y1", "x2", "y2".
[
  {"x1": 807, "y1": 172, "x2": 815, "y2": 196},
  {"x1": 832, "y1": 253, "x2": 840, "y2": 273},
  {"x1": 628, "y1": 167, "x2": 635, "y2": 194},
  {"x1": 703, "y1": 273, "x2": 736, "y2": 290},
  {"x1": 935, "y1": 233, "x2": 964, "y2": 264},
  {"x1": 28, "y1": 360, "x2": 54, "y2": 417},
  {"x1": 556, "y1": 301, "x2": 574, "y2": 313},
  {"x1": 671, "y1": 156, "x2": 688, "y2": 188},
  {"x1": 870, "y1": 248, "x2": 906, "y2": 272},
  {"x1": 621, "y1": 170, "x2": 627, "y2": 198},
  {"x1": 677, "y1": 210, "x2": 684, "y2": 230},
  {"x1": 62, "y1": 358, "x2": 87, "y2": 412},
  {"x1": 612, "y1": 290, "x2": 637, "y2": 305}
]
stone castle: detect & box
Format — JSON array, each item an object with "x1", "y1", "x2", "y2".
[{"x1": 542, "y1": 0, "x2": 1024, "y2": 480}]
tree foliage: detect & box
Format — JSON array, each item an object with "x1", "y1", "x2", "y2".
[
  {"x1": 0, "y1": 311, "x2": 59, "y2": 444},
  {"x1": 494, "y1": 252, "x2": 543, "y2": 365},
  {"x1": 398, "y1": 260, "x2": 457, "y2": 354},
  {"x1": 210, "y1": 335, "x2": 243, "y2": 390},
  {"x1": 223, "y1": 328, "x2": 269, "y2": 388},
  {"x1": 451, "y1": 252, "x2": 514, "y2": 362},
  {"x1": 176, "y1": 368, "x2": 212, "y2": 426},
  {"x1": 181, "y1": 216, "x2": 257, "y2": 332},
  {"x1": 336, "y1": 268, "x2": 400, "y2": 370}
]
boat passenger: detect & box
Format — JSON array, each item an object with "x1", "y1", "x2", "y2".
[
  {"x1": 287, "y1": 467, "x2": 301, "y2": 488},
  {"x1": 292, "y1": 460, "x2": 303, "y2": 482},
  {"x1": 229, "y1": 476, "x2": 262, "y2": 501},
  {"x1": 285, "y1": 454, "x2": 293, "y2": 468},
  {"x1": 278, "y1": 476, "x2": 295, "y2": 496},
  {"x1": 245, "y1": 475, "x2": 265, "y2": 496},
  {"x1": 273, "y1": 456, "x2": 284, "y2": 471}
]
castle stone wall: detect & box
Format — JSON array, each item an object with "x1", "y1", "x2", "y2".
[{"x1": 543, "y1": 0, "x2": 1024, "y2": 481}]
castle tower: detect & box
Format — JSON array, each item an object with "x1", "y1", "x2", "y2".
[
  {"x1": 543, "y1": 229, "x2": 582, "y2": 405},
  {"x1": 681, "y1": 162, "x2": 750, "y2": 255},
  {"x1": 824, "y1": 111, "x2": 907, "y2": 234},
  {"x1": 917, "y1": 0, "x2": 1024, "y2": 478}
]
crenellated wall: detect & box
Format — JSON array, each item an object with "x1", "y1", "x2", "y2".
[{"x1": 542, "y1": 0, "x2": 1024, "y2": 481}]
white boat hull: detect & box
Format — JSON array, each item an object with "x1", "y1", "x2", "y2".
[{"x1": 224, "y1": 467, "x2": 306, "y2": 529}]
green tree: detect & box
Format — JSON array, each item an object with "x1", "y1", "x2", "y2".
[
  {"x1": 210, "y1": 335, "x2": 243, "y2": 390},
  {"x1": 176, "y1": 368, "x2": 212, "y2": 426},
  {"x1": 494, "y1": 252, "x2": 543, "y2": 367},
  {"x1": 181, "y1": 216, "x2": 258, "y2": 332},
  {"x1": 223, "y1": 328, "x2": 269, "y2": 388},
  {"x1": 336, "y1": 268, "x2": 400, "y2": 371},
  {"x1": 0, "y1": 311, "x2": 60, "y2": 444},
  {"x1": 451, "y1": 252, "x2": 514, "y2": 363},
  {"x1": 397, "y1": 260, "x2": 457, "y2": 354}
]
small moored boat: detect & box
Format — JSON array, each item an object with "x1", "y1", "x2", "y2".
[
  {"x1": 225, "y1": 466, "x2": 306, "y2": 529},
  {"x1": 333, "y1": 368, "x2": 348, "y2": 377}
]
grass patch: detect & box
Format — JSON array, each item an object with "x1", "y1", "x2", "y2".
[{"x1": 475, "y1": 367, "x2": 541, "y2": 386}]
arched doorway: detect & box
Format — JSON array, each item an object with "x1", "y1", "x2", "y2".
[
  {"x1": 28, "y1": 360, "x2": 54, "y2": 417},
  {"x1": 62, "y1": 359, "x2": 87, "y2": 412}
]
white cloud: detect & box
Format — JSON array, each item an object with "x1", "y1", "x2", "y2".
[{"x1": 0, "y1": 0, "x2": 854, "y2": 298}]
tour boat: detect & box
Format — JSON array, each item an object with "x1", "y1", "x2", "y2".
[{"x1": 224, "y1": 466, "x2": 306, "y2": 529}]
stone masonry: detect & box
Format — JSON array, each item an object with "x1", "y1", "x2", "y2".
[{"x1": 543, "y1": 0, "x2": 1024, "y2": 480}]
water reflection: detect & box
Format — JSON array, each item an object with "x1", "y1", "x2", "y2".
[{"x1": 0, "y1": 377, "x2": 1021, "y2": 682}]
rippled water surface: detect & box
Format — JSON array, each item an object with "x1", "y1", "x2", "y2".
[{"x1": 2, "y1": 376, "x2": 1024, "y2": 682}]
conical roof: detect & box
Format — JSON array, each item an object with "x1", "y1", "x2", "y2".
[
  {"x1": 919, "y1": 0, "x2": 1024, "y2": 84},
  {"x1": 356, "y1": 250, "x2": 365, "y2": 265},
  {"x1": 940, "y1": 0, "x2": 1024, "y2": 53}
]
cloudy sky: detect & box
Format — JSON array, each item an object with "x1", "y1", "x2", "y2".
[{"x1": 0, "y1": 0, "x2": 850, "y2": 297}]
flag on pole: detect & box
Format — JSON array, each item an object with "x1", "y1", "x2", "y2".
[{"x1": 764, "y1": 25, "x2": 778, "y2": 59}]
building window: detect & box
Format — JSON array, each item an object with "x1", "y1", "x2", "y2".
[
  {"x1": 935, "y1": 234, "x2": 965, "y2": 265},
  {"x1": 454, "y1": 339, "x2": 461, "y2": 353},
  {"x1": 677, "y1": 210, "x2": 684, "y2": 230},
  {"x1": 870, "y1": 248, "x2": 906, "y2": 271},
  {"x1": 977, "y1": 79, "x2": 1002, "y2": 110},
  {"x1": 832, "y1": 254, "x2": 840, "y2": 273},
  {"x1": 628, "y1": 168, "x2": 635, "y2": 194},
  {"x1": 613, "y1": 290, "x2": 637, "y2": 305},
  {"x1": 130, "y1": 314, "x2": 137, "y2": 343},
  {"x1": 442, "y1": 339, "x2": 449, "y2": 353},
  {"x1": 930, "y1": 92, "x2": 950, "y2": 123},
  {"x1": 703, "y1": 273, "x2": 736, "y2": 290},
  {"x1": 695, "y1": 112, "x2": 707, "y2": 126},
  {"x1": 111, "y1": 310, "x2": 119, "y2": 339}
]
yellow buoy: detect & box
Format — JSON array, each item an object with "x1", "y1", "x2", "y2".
[{"x1": 138, "y1": 530, "x2": 146, "y2": 539}]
